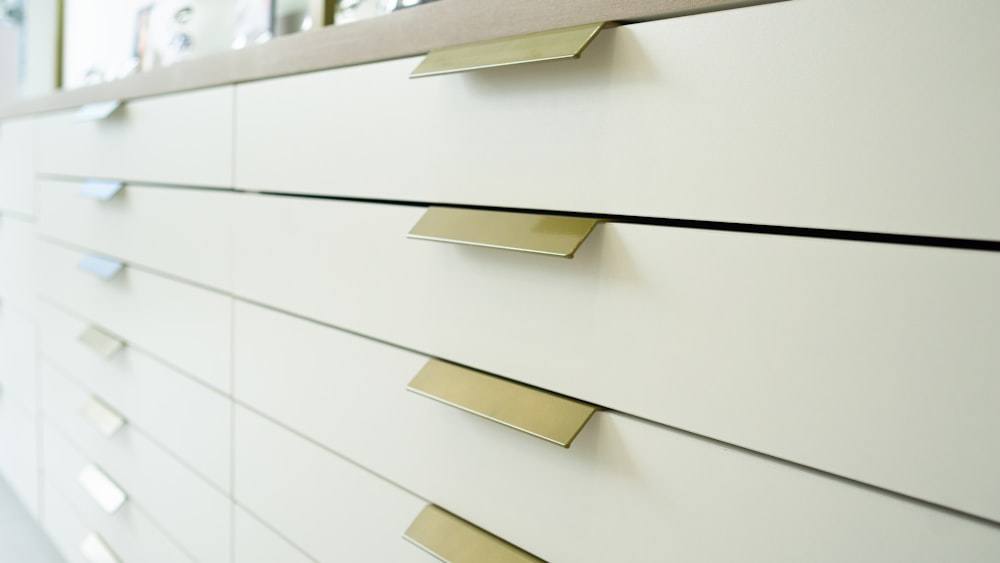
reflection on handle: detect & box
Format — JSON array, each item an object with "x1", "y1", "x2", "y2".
[
  {"x1": 77, "y1": 254, "x2": 125, "y2": 280},
  {"x1": 81, "y1": 397, "x2": 126, "y2": 437},
  {"x1": 77, "y1": 326, "x2": 125, "y2": 359},
  {"x1": 78, "y1": 464, "x2": 128, "y2": 514},
  {"x1": 77, "y1": 179, "x2": 125, "y2": 201},
  {"x1": 404, "y1": 505, "x2": 543, "y2": 562},
  {"x1": 411, "y1": 22, "x2": 607, "y2": 78},
  {"x1": 75, "y1": 100, "x2": 123, "y2": 121},
  {"x1": 80, "y1": 532, "x2": 120, "y2": 563}
]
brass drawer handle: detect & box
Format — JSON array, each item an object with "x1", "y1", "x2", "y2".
[
  {"x1": 77, "y1": 464, "x2": 128, "y2": 514},
  {"x1": 77, "y1": 179, "x2": 125, "y2": 201},
  {"x1": 80, "y1": 532, "x2": 120, "y2": 563},
  {"x1": 407, "y1": 207, "x2": 599, "y2": 258},
  {"x1": 78, "y1": 254, "x2": 124, "y2": 280},
  {"x1": 78, "y1": 326, "x2": 125, "y2": 359},
  {"x1": 407, "y1": 358, "x2": 596, "y2": 448},
  {"x1": 81, "y1": 397, "x2": 126, "y2": 437},
  {"x1": 404, "y1": 505, "x2": 543, "y2": 563},
  {"x1": 410, "y1": 22, "x2": 607, "y2": 78},
  {"x1": 74, "y1": 100, "x2": 122, "y2": 121}
]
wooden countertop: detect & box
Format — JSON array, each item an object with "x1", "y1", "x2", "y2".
[{"x1": 0, "y1": 0, "x2": 779, "y2": 119}]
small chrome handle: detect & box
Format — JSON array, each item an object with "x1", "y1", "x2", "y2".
[
  {"x1": 404, "y1": 505, "x2": 542, "y2": 562},
  {"x1": 74, "y1": 100, "x2": 122, "y2": 121},
  {"x1": 78, "y1": 254, "x2": 124, "y2": 280},
  {"x1": 81, "y1": 397, "x2": 126, "y2": 437},
  {"x1": 410, "y1": 22, "x2": 608, "y2": 78},
  {"x1": 407, "y1": 207, "x2": 599, "y2": 258},
  {"x1": 78, "y1": 464, "x2": 127, "y2": 514},
  {"x1": 80, "y1": 532, "x2": 120, "y2": 563},
  {"x1": 407, "y1": 358, "x2": 597, "y2": 448},
  {"x1": 77, "y1": 326, "x2": 125, "y2": 359},
  {"x1": 77, "y1": 179, "x2": 125, "y2": 201}
]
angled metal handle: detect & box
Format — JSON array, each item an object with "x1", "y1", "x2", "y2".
[
  {"x1": 78, "y1": 465, "x2": 127, "y2": 514},
  {"x1": 80, "y1": 533, "x2": 120, "y2": 563},
  {"x1": 81, "y1": 397, "x2": 126, "y2": 437},
  {"x1": 77, "y1": 179, "x2": 125, "y2": 201},
  {"x1": 407, "y1": 358, "x2": 597, "y2": 448},
  {"x1": 78, "y1": 254, "x2": 124, "y2": 280},
  {"x1": 404, "y1": 505, "x2": 542, "y2": 562},
  {"x1": 411, "y1": 22, "x2": 608, "y2": 78},
  {"x1": 78, "y1": 326, "x2": 125, "y2": 359},
  {"x1": 75, "y1": 100, "x2": 122, "y2": 121},
  {"x1": 407, "y1": 207, "x2": 599, "y2": 258}
]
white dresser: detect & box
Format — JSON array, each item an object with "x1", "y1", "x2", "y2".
[{"x1": 1, "y1": 0, "x2": 999, "y2": 561}]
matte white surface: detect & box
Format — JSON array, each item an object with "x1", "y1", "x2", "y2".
[
  {"x1": 38, "y1": 180, "x2": 236, "y2": 291},
  {"x1": 42, "y1": 432, "x2": 196, "y2": 563},
  {"x1": 38, "y1": 302, "x2": 231, "y2": 491},
  {"x1": 37, "y1": 241, "x2": 232, "y2": 392},
  {"x1": 42, "y1": 366, "x2": 231, "y2": 563},
  {"x1": 0, "y1": 213, "x2": 37, "y2": 312},
  {"x1": 0, "y1": 303, "x2": 38, "y2": 415},
  {"x1": 234, "y1": 507, "x2": 313, "y2": 563},
  {"x1": 234, "y1": 407, "x2": 434, "y2": 563},
  {"x1": 0, "y1": 397, "x2": 39, "y2": 517},
  {"x1": 36, "y1": 87, "x2": 234, "y2": 188},
  {"x1": 236, "y1": 0, "x2": 1000, "y2": 241},
  {"x1": 0, "y1": 476, "x2": 63, "y2": 563},
  {"x1": 233, "y1": 194, "x2": 1000, "y2": 522},
  {"x1": 234, "y1": 305, "x2": 1000, "y2": 561},
  {"x1": 0, "y1": 117, "x2": 35, "y2": 216}
]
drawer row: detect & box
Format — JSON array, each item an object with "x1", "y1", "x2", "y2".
[
  {"x1": 33, "y1": 177, "x2": 1000, "y2": 524},
  {"x1": 8, "y1": 0, "x2": 999, "y2": 241}
]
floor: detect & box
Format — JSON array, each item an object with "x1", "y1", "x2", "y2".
[{"x1": 0, "y1": 477, "x2": 64, "y2": 563}]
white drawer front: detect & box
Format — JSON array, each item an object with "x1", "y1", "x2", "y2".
[
  {"x1": 0, "y1": 303, "x2": 37, "y2": 415},
  {"x1": 42, "y1": 431, "x2": 196, "y2": 563},
  {"x1": 234, "y1": 406, "x2": 435, "y2": 563},
  {"x1": 37, "y1": 240, "x2": 232, "y2": 392},
  {"x1": 233, "y1": 195, "x2": 1000, "y2": 522},
  {"x1": 0, "y1": 117, "x2": 35, "y2": 216},
  {"x1": 234, "y1": 508, "x2": 313, "y2": 563},
  {"x1": 38, "y1": 179, "x2": 235, "y2": 291},
  {"x1": 234, "y1": 301, "x2": 1000, "y2": 561},
  {"x1": 0, "y1": 213, "x2": 36, "y2": 312},
  {"x1": 235, "y1": 0, "x2": 1000, "y2": 241},
  {"x1": 0, "y1": 397, "x2": 38, "y2": 516},
  {"x1": 42, "y1": 365, "x2": 231, "y2": 563},
  {"x1": 39, "y1": 302, "x2": 231, "y2": 490},
  {"x1": 36, "y1": 86, "x2": 233, "y2": 188}
]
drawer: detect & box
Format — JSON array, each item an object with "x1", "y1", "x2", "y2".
[
  {"x1": 233, "y1": 195, "x2": 1000, "y2": 521},
  {"x1": 0, "y1": 396, "x2": 38, "y2": 516},
  {"x1": 0, "y1": 303, "x2": 37, "y2": 415},
  {"x1": 235, "y1": 0, "x2": 1000, "y2": 241},
  {"x1": 234, "y1": 301, "x2": 1000, "y2": 561},
  {"x1": 42, "y1": 430, "x2": 196, "y2": 563},
  {"x1": 36, "y1": 86, "x2": 233, "y2": 188},
  {"x1": 0, "y1": 116, "x2": 35, "y2": 216},
  {"x1": 234, "y1": 406, "x2": 435, "y2": 563},
  {"x1": 37, "y1": 240, "x2": 232, "y2": 392},
  {"x1": 38, "y1": 179, "x2": 235, "y2": 290},
  {"x1": 42, "y1": 365, "x2": 231, "y2": 563},
  {"x1": 39, "y1": 301, "x2": 231, "y2": 491},
  {"x1": 234, "y1": 507, "x2": 313, "y2": 563},
  {"x1": 0, "y1": 213, "x2": 36, "y2": 311}
]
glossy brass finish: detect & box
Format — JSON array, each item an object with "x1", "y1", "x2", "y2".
[
  {"x1": 407, "y1": 207, "x2": 599, "y2": 258},
  {"x1": 81, "y1": 397, "x2": 126, "y2": 437},
  {"x1": 78, "y1": 326, "x2": 125, "y2": 359},
  {"x1": 411, "y1": 22, "x2": 607, "y2": 78},
  {"x1": 404, "y1": 505, "x2": 543, "y2": 563},
  {"x1": 407, "y1": 358, "x2": 596, "y2": 448},
  {"x1": 75, "y1": 100, "x2": 122, "y2": 121}
]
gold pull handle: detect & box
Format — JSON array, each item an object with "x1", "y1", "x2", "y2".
[
  {"x1": 404, "y1": 505, "x2": 543, "y2": 563},
  {"x1": 78, "y1": 326, "x2": 125, "y2": 359},
  {"x1": 80, "y1": 532, "x2": 120, "y2": 563},
  {"x1": 75, "y1": 100, "x2": 122, "y2": 121},
  {"x1": 407, "y1": 358, "x2": 596, "y2": 448},
  {"x1": 407, "y1": 207, "x2": 599, "y2": 259},
  {"x1": 410, "y1": 22, "x2": 608, "y2": 78},
  {"x1": 81, "y1": 397, "x2": 126, "y2": 437},
  {"x1": 77, "y1": 464, "x2": 128, "y2": 514}
]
